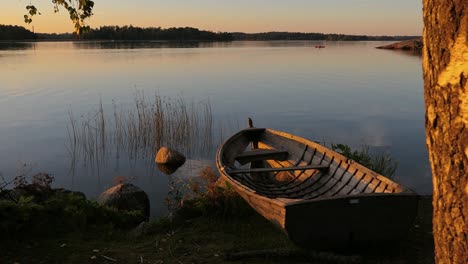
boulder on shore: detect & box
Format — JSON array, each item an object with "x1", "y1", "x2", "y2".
[
  {"x1": 97, "y1": 183, "x2": 150, "y2": 220},
  {"x1": 155, "y1": 147, "x2": 186, "y2": 168}
]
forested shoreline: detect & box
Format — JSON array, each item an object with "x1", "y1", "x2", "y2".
[
  {"x1": 0, "y1": 24, "x2": 419, "y2": 42},
  {"x1": 0, "y1": 25, "x2": 35, "y2": 40}
]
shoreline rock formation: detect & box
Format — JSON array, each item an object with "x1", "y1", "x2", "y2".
[{"x1": 376, "y1": 38, "x2": 423, "y2": 52}]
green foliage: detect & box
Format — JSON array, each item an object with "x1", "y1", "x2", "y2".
[
  {"x1": 331, "y1": 143, "x2": 398, "y2": 178},
  {"x1": 0, "y1": 192, "x2": 144, "y2": 243},
  {"x1": 175, "y1": 167, "x2": 253, "y2": 219},
  {"x1": 24, "y1": 0, "x2": 94, "y2": 34}
]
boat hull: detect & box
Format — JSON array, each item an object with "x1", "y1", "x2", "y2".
[
  {"x1": 216, "y1": 128, "x2": 420, "y2": 249},
  {"x1": 285, "y1": 193, "x2": 419, "y2": 249}
]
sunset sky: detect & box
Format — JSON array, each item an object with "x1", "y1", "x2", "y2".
[{"x1": 2, "y1": 0, "x2": 423, "y2": 35}]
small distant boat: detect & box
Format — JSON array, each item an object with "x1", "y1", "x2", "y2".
[
  {"x1": 216, "y1": 123, "x2": 419, "y2": 249},
  {"x1": 315, "y1": 45, "x2": 326, "y2": 48}
]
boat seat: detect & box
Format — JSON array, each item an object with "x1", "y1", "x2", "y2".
[
  {"x1": 228, "y1": 165, "x2": 329, "y2": 174},
  {"x1": 235, "y1": 149, "x2": 289, "y2": 165}
]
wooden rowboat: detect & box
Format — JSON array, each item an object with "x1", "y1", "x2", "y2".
[{"x1": 216, "y1": 126, "x2": 419, "y2": 249}]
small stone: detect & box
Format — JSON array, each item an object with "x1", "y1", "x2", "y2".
[
  {"x1": 90, "y1": 256, "x2": 97, "y2": 260},
  {"x1": 93, "y1": 249, "x2": 99, "y2": 253},
  {"x1": 60, "y1": 243, "x2": 67, "y2": 248}
]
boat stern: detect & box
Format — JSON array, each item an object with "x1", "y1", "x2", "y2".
[{"x1": 283, "y1": 194, "x2": 420, "y2": 250}]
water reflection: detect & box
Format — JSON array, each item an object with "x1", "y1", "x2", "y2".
[
  {"x1": 376, "y1": 48, "x2": 422, "y2": 57},
  {"x1": 0, "y1": 42, "x2": 35, "y2": 50},
  {"x1": 0, "y1": 41, "x2": 430, "y2": 218},
  {"x1": 72, "y1": 41, "x2": 233, "y2": 49}
]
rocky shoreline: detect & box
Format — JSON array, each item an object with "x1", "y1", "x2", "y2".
[{"x1": 376, "y1": 38, "x2": 423, "y2": 52}]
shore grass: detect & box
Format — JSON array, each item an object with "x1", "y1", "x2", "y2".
[{"x1": 1, "y1": 188, "x2": 434, "y2": 264}]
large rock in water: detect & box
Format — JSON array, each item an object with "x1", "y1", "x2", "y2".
[
  {"x1": 97, "y1": 184, "x2": 150, "y2": 220},
  {"x1": 155, "y1": 147, "x2": 186, "y2": 167}
]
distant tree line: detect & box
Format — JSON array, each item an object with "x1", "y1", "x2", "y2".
[
  {"x1": 0, "y1": 25, "x2": 35, "y2": 40},
  {"x1": 232, "y1": 32, "x2": 420, "y2": 41},
  {"x1": 1, "y1": 24, "x2": 420, "y2": 42},
  {"x1": 79, "y1": 26, "x2": 233, "y2": 41},
  {"x1": 36, "y1": 33, "x2": 75, "y2": 40}
]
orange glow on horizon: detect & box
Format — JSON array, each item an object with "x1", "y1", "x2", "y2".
[{"x1": 1, "y1": 1, "x2": 423, "y2": 36}]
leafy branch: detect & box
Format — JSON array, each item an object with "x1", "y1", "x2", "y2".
[{"x1": 24, "y1": 0, "x2": 95, "y2": 34}]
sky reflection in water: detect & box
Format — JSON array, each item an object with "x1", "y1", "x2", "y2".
[{"x1": 0, "y1": 41, "x2": 429, "y2": 216}]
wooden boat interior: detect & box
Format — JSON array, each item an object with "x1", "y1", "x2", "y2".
[{"x1": 221, "y1": 128, "x2": 406, "y2": 200}]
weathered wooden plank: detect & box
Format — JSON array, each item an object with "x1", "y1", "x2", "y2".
[
  {"x1": 355, "y1": 174, "x2": 373, "y2": 192},
  {"x1": 364, "y1": 178, "x2": 382, "y2": 193},
  {"x1": 237, "y1": 171, "x2": 321, "y2": 195},
  {"x1": 374, "y1": 183, "x2": 387, "y2": 193},
  {"x1": 235, "y1": 149, "x2": 289, "y2": 165},
  {"x1": 320, "y1": 165, "x2": 351, "y2": 196},
  {"x1": 346, "y1": 170, "x2": 365, "y2": 187},
  {"x1": 383, "y1": 184, "x2": 395, "y2": 193},
  {"x1": 286, "y1": 159, "x2": 340, "y2": 199},
  {"x1": 259, "y1": 132, "x2": 305, "y2": 160},
  {"x1": 303, "y1": 177, "x2": 340, "y2": 199},
  {"x1": 229, "y1": 165, "x2": 329, "y2": 174},
  {"x1": 269, "y1": 157, "x2": 336, "y2": 196},
  {"x1": 335, "y1": 169, "x2": 359, "y2": 195},
  {"x1": 336, "y1": 184, "x2": 353, "y2": 196}
]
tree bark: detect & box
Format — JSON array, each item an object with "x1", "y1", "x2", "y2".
[{"x1": 422, "y1": 1, "x2": 468, "y2": 263}]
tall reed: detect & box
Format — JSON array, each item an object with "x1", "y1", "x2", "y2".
[{"x1": 67, "y1": 92, "x2": 215, "y2": 168}]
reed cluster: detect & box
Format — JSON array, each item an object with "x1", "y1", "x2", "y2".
[{"x1": 66, "y1": 92, "x2": 214, "y2": 167}]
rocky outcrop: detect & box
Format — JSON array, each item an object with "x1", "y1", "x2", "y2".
[
  {"x1": 376, "y1": 38, "x2": 423, "y2": 52},
  {"x1": 97, "y1": 183, "x2": 150, "y2": 220}
]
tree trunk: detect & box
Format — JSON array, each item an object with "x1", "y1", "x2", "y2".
[{"x1": 422, "y1": 1, "x2": 468, "y2": 263}]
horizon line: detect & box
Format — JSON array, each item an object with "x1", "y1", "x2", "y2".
[{"x1": 0, "y1": 23, "x2": 422, "y2": 37}]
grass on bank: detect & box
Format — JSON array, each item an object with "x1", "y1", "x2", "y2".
[
  {"x1": 0, "y1": 166, "x2": 433, "y2": 264},
  {"x1": 0, "y1": 191, "x2": 433, "y2": 264},
  {"x1": 0, "y1": 177, "x2": 297, "y2": 264}
]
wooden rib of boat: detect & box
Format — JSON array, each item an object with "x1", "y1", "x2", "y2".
[{"x1": 216, "y1": 126, "x2": 419, "y2": 249}]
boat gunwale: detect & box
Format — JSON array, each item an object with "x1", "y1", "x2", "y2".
[
  {"x1": 262, "y1": 128, "x2": 404, "y2": 190},
  {"x1": 215, "y1": 129, "x2": 287, "y2": 208},
  {"x1": 215, "y1": 127, "x2": 414, "y2": 207}
]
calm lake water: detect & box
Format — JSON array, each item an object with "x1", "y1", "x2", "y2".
[{"x1": 0, "y1": 41, "x2": 430, "y2": 216}]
